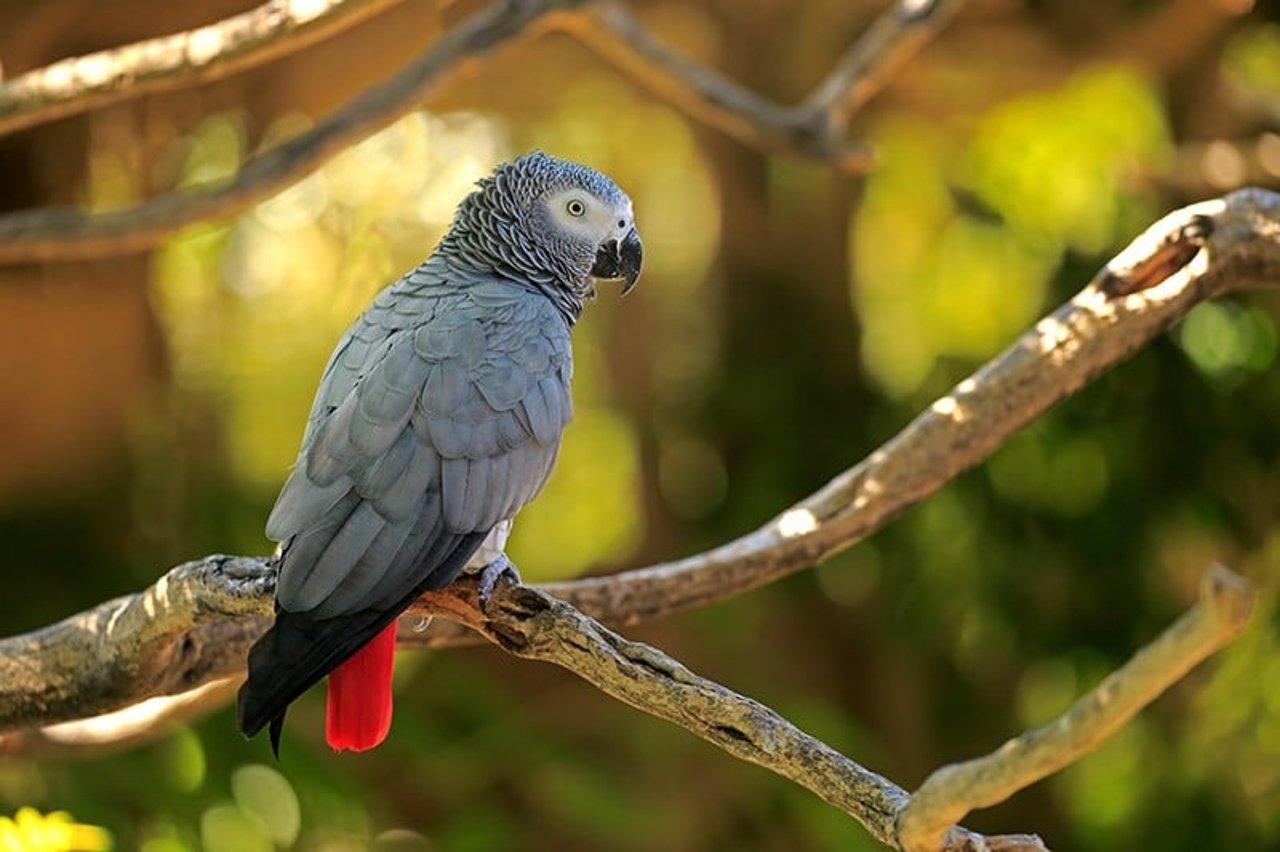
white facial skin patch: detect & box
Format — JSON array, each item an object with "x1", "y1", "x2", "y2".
[{"x1": 544, "y1": 187, "x2": 634, "y2": 248}]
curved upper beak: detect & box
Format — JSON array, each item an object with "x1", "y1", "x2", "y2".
[
  {"x1": 618, "y1": 229, "x2": 643, "y2": 296},
  {"x1": 591, "y1": 229, "x2": 643, "y2": 296}
]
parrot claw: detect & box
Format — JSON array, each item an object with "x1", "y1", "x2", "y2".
[{"x1": 476, "y1": 555, "x2": 521, "y2": 615}]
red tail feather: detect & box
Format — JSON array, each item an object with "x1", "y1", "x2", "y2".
[{"x1": 325, "y1": 622, "x2": 397, "y2": 752}]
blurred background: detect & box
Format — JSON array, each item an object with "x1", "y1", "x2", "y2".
[{"x1": 1, "y1": 0, "x2": 1279, "y2": 849}]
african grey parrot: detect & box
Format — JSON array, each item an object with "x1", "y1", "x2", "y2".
[{"x1": 237, "y1": 152, "x2": 642, "y2": 754}]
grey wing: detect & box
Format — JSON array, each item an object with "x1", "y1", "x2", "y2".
[
  {"x1": 265, "y1": 274, "x2": 572, "y2": 620},
  {"x1": 238, "y1": 271, "x2": 572, "y2": 742}
]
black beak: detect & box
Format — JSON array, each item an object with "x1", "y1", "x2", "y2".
[
  {"x1": 591, "y1": 229, "x2": 643, "y2": 296},
  {"x1": 618, "y1": 229, "x2": 643, "y2": 296}
]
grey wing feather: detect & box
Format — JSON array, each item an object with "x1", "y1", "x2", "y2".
[
  {"x1": 287, "y1": 501, "x2": 385, "y2": 611},
  {"x1": 264, "y1": 467, "x2": 350, "y2": 543},
  {"x1": 372, "y1": 441, "x2": 440, "y2": 521},
  {"x1": 269, "y1": 265, "x2": 571, "y2": 619}
]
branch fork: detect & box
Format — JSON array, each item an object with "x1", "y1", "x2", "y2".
[{"x1": 0, "y1": 0, "x2": 962, "y2": 263}]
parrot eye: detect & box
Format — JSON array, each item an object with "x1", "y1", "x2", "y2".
[{"x1": 566, "y1": 199, "x2": 586, "y2": 218}]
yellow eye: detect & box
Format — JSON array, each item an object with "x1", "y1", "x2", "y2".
[{"x1": 566, "y1": 199, "x2": 586, "y2": 217}]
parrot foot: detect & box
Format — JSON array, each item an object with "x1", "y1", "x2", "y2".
[{"x1": 476, "y1": 555, "x2": 522, "y2": 615}]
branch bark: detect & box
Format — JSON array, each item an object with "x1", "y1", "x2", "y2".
[
  {"x1": 411, "y1": 574, "x2": 1050, "y2": 852},
  {"x1": 0, "y1": 0, "x2": 555, "y2": 264},
  {"x1": 548, "y1": 0, "x2": 961, "y2": 171},
  {"x1": 0, "y1": 0, "x2": 408, "y2": 137},
  {"x1": 797, "y1": 0, "x2": 962, "y2": 134},
  {"x1": 0, "y1": 556, "x2": 271, "y2": 732},
  {"x1": 0, "y1": 189, "x2": 1275, "y2": 848},
  {"x1": 413, "y1": 562, "x2": 1254, "y2": 850},
  {"x1": 0, "y1": 0, "x2": 960, "y2": 264},
  {"x1": 0, "y1": 678, "x2": 241, "y2": 758}
]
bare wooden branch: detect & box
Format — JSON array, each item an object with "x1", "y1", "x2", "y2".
[
  {"x1": 548, "y1": 0, "x2": 962, "y2": 171},
  {"x1": 895, "y1": 567, "x2": 1256, "y2": 852},
  {"x1": 0, "y1": 555, "x2": 272, "y2": 732},
  {"x1": 0, "y1": 190, "x2": 1275, "y2": 848},
  {"x1": 0, "y1": 0, "x2": 961, "y2": 264},
  {"x1": 548, "y1": 2, "x2": 827, "y2": 162},
  {"x1": 0, "y1": 0, "x2": 407, "y2": 137},
  {"x1": 0, "y1": 0, "x2": 558, "y2": 264},
  {"x1": 797, "y1": 0, "x2": 963, "y2": 133},
  {"x1": 412, "y1": 575, "x2": 1048, "y2": 852},
  {"x1": 0, "y1": 678, "x2": 241, "y2": 758}
]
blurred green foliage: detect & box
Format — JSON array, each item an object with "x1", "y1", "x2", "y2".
[
  {"x1": 3, "y1": 4, "x2": 1280, "y2": 852},
  {"x1": 853, "y1": 67, "x2": 1169, "y2": 395}
]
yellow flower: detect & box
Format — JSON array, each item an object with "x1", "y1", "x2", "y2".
[{"x1": 0, "y1": 808, "x2": 112, "y2": 852}]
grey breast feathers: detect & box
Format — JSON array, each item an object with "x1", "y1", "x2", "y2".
[{"x1": 264, "y1": 260, "x2": 573, "y2": 618}]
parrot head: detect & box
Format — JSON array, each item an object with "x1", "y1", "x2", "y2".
[{"x1": 442, "y1": 152, "x2": 642, "y2": 322}]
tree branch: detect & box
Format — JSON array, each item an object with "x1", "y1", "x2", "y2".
[
  {"x1": 0, "y1": 0, "x2": 409, "y2": 137},
  {"x1": 0, "y1": 556, "x2": 272, "y2": 732},
  {"x1": 0, "y1": 0, "x2": 555, "y2": 264},
  {"x1": 410, "y1": 574, "x2": 1050, "y2": 852},
  {"x1": 0, "y1": 0, "x2": 961, "y2": 264},
  {"x1": 0, "y1": 678, "x2": 241, "y2": 758},
  {"x1": 412, "y1": 561, "x2": 1254, "y2": 850},
  {"x1": 895, "y1": 566, "x2": 1256, "y2": 852},
  {"x1": 0, "y1": 188, "x2": 1274, "y2": 720},
  {"x1": 548, "y1": 0, "x2": 961, "y2": 171},
  {"x1": 797, "y1": 0, "x2": 961, "y2": 133}
]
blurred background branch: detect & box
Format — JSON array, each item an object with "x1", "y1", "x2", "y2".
[
  {"x1": 1, "y1": 188, "x2": 1276, "y2": 849},
  {"x1": 547, "y1": 0, "x2": 962, "y2": 172},
  {"x1": 0, "y1": 0, "x2": 406, "y2": 136},
  {"x1": 0, "y1": 0, "x2": 958, "y2": 263},
  {"x1": 0, "y1": 0, "x2": 553, "y2": 263}
]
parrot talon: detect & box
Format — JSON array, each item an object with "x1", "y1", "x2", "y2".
[{"x1": 476, "y1": 555, "x2": 522, "y2": 615}]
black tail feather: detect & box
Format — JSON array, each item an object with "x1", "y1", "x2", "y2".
[{"x1": 269, "y1": 712, "x2": 286, "y2": 759}]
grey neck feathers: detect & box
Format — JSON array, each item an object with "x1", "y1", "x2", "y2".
[{"x1": 436, "y1": 174, "x2": 597, "y2": 326}]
